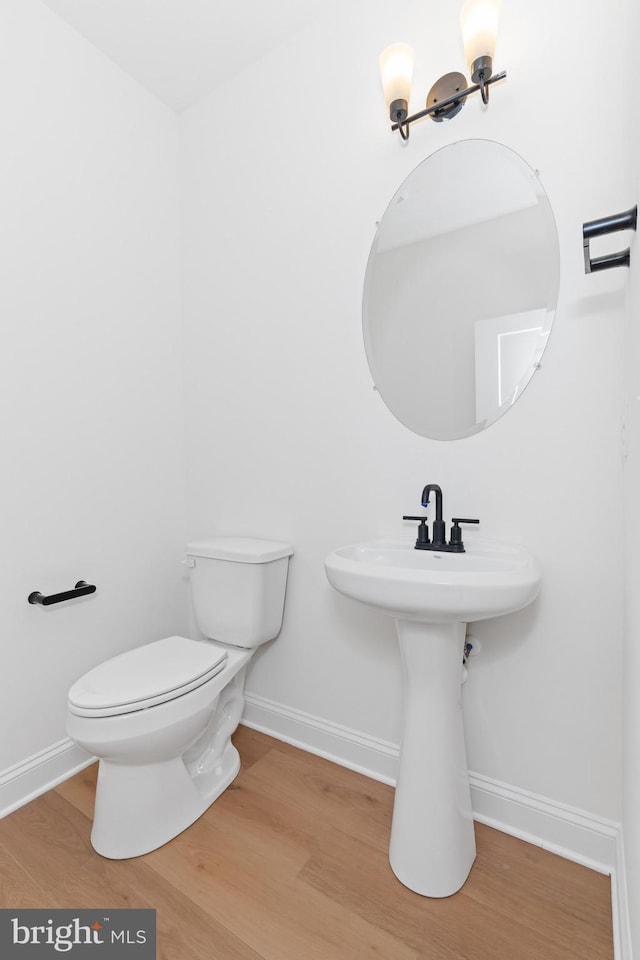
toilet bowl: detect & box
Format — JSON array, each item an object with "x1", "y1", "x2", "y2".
[{"x1": 66, "y1": 537, "x2": 293, "y2": 859}]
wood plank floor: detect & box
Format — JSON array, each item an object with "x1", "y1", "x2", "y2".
[{"x1": 0, "y1": 727, "x2": 613, "y2": 959}]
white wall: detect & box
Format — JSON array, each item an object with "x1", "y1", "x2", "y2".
[
  {"x1": 0, "y1": 1, "x2": 186, "y2": 772},
  {"x1": 623, "y1": 0, "x2": 640, "y2": 951},
  {"x1": 181, "y1": 0, "x2": 628, "y2": 825}
]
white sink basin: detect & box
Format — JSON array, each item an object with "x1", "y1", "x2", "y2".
[
  {"x1": 324, "y1": 534, "x2": 541, "y2": 898},
  {"x1": 324, "y1": 536, "x2": 541, "y2": 623}
]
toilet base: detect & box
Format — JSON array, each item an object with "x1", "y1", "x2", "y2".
[
  {"x1": 87, "y1": 668, "x2": 248, "y2": 860},
  {"x1": 91, "y1": 740, "x2": 241, "y2": 859}
]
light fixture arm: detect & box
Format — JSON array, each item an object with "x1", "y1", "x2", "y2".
[{"x1": 391, "y1": 69, "x2": 506, "y2": 138}]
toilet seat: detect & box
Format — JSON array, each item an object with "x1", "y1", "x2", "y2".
[{"x1": 68, "y1": 636, "x2": 228, "y2": 718}]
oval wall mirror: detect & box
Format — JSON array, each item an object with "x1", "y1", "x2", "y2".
[{"x1": 363, "y1": 140, "x2": 560, "y2": 440}]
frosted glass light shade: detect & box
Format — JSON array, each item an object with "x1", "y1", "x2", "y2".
[
  {"x1": 379, "y1": 43, "x2": 414, "y2": 118},
  {"x1": 460, "y1": 0, "x2": 501, "y2": 73}
]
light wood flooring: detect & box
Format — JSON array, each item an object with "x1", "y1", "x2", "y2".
[{"x1": 0, "y1": 727, "x2": 613, "y2": 959}]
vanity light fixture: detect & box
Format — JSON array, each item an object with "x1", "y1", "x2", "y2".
[{"x1": 380, "y1": 0, "x2": 505, "y2": 142}]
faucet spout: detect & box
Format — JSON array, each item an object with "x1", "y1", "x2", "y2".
[
  {"x1": 421, "y1": 484, "x2": 446, "y2": 545},
  {"x1": 421, "y1": 484, "x2": 443, "y2": 521}
]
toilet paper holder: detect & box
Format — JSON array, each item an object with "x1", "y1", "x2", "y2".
[{"x1": 28, "y1": 580, "x2": 96, "y2": 606}]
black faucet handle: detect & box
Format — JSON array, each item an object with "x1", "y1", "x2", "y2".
[
  {"x1": 449, "y1": 518, "x2": 480, "y2": 552},
  {"x1": 403, "y1": 515, "x2": 430, "y2": 545}
]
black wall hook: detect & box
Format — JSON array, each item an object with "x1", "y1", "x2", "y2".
[{"x1": 583, "y1": 206, "x2": 637, "y2": 274}]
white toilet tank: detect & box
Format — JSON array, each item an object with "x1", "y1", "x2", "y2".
[{"x1": 185, "y1": 537, "x2": 293, "y2": 648}]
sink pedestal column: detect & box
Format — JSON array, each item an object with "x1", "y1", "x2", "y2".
[{"x1": 389, "y1": 619, "x2": 476, "y2": 897}]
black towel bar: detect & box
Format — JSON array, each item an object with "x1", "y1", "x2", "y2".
[
  {"x1": 28, "y1": 581, "x2": 96, "y2": 606},
  {"x1": 583, "y1": 205, "x2": 637, "y2": 274}
]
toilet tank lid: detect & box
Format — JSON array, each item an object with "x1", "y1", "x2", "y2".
[{"x1": 186, "y1": 537, "x2": 294, "y2": 563}]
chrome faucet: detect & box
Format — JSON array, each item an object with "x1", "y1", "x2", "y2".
[{"x1": 403, "y1": 483, "x2": 479, "y2": 552}]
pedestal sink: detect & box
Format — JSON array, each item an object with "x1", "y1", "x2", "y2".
[{"x1": 324, "y1": 536, "x2": 541, "y2": 897}]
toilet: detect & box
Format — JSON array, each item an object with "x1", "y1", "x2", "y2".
[{"x1": 66, "y1": 537, "x2": 293, "y2": 860}]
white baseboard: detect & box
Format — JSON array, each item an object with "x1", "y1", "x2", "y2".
[
  {"x1": 0, "y1": 738, "x2": 94, "y2": 820},
  {"x1": 469, "y1": 770, "x2": 618, "y2": 874},
  {"x1": 243, "y1": 691, "x2": 400, "y2": 785},
  {"x1": 612, "y1": 828, "x2": 633, "y2": 960},
  {"x1": 243, "y1": 691, "x2": 627, "y2": 956}
]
